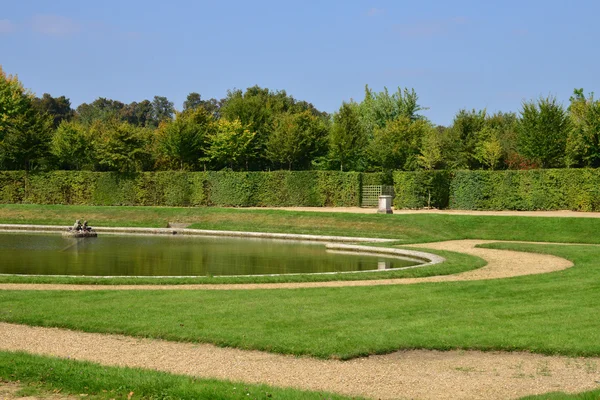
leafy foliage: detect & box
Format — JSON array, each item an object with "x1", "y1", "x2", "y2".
[
  {"x1": 51, "y1": 120, "x2": 94, "y2": 170},
  {"x1": 156, "y1": 108, "x2": 212, "y2": 170},
  {"x1": 266, "y1": 111, "x2": 328, "y2": 170},
  {"x1": 518, "y1": 97, "x2": 571, "y2": 168},
  {"x1": 329, "y1": 102, "x2": 367, "y2": 171},
  {"x1": 205, "y1": 119, "x2": 256, "y2": 170},
  {"x1": 92, "y1": 120, "x2": 152, "y2": 173}
]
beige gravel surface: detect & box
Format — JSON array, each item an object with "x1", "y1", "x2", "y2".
[
  {"x1": 0, "y1": 240, "x2": 574, "y2": 291},
  {"x1": 1, "y1": 323, "x2": 599, "y2": 400}
]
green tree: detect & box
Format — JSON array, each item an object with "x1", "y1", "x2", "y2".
[
  {"x1": 0, "y1": 66, "x2": 53, "y2": 170},
  {"x1": 475, "y1": 126, "x2": 503, "y2": 170},
  {"x1": 51, "y1": 120, "x2": 94, "y2": 170},
  {"x1": 358, "y1": 85, "x2": 425, "y2": 136},
  {"x1": 183, "y1": 92, "x2": 221, "y2": 118},
  {"x1": 76, "y1": 98, "x2": 126, "y2": 126},
  {"x1": 518, "y1": 96, "x2": 570, "y2": 168},
  {"x1": 446, "y1": 109, "x2": 487, "y2": 169},
  {"x1": 329, "y1": 102, "x2": 368, "y2": 171},
  {"x1": 266, "y1": 111, "x2": 328, "y2": 170},
  {"x1": 156, "y1": 108, "x2": 212, "y2": 170},
  {"x1": 151, "y1": 96, "x2": 175, "y2": 123},
  {"x1": 93, "y1": 120, "x2": 152, "y2": 172},
  {"x1": 1, "y1": 114, "x2": 53, "y2": 170},
  {"x1": 32, "y1": 93, "x2": 74, "y2": 128},
  {"x1": 205, "y1": 119, "x2": 255, "y2": 170},
  {"x1": 367, "y1": 117, "x2": 431, "y2": 171},
  {"x1": 220, "y1": 86, "x2": 326, "y2": 170},
  {"x1": 566, "y1": 89, "x2": 600, "y2": 167},
  {"x1": 121, "y1": 100, "x2": 155, "y2": 127},
  {"x1": 417, "y1": 127, "x2": 442, "y2": 170}
]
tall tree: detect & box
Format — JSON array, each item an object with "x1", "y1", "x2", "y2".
[
  {"x1": 518, "y1": 96, "x2": 570, "y2": 168},
  {"x1": 358, "y1": 85, "x2": 425, "y2": 136},
  {"x1": 51, "y1": 120, "x2": 94, "y2": 170},
  {"x1": 76, "y1": 98, "x2": 125, "y2": 126},
  {"x1": 121, "y1": 100, "x2": 155, "y2": 127},
  {"x1": 92, "y1": 120, "x2": 152, "y2": 172},
  {"x1": 367, "y1": 117, "x2": 431, "y2": 171},
  {"x1": 183, "y1": 92, "x2": 221, "y2": 118},
  {"x1": 32, "y1": 93, "x2": 74, "y2": 128},
  {"x1": 205, "y1": 119, "x2": 255, "y2": 170},
  {"x1": 329, "y1": 102, "x2": 367, "y2": 171},
  {"x1": 566, "y1": 89, "x2": 600, "y2": 167},
  {"x1": 151, "y1": 96, "x2": 175, "y2": 123},
  {"x1": 266, "y1": 111, "x2": 328, "y2": 170},
  {"x1": 447, "y1": 109, "x2": 487, "y2": 169},
  {"x1": 417, "y1": 127, "x2": 442, "y2": 170},
  {"x1": 183, "y1": 92, "x2": 202, "y2": 111},
  {"x1": 220, "y1": 86, "x2": 327, "y2": 169},
  {"x1": 0, "y1": 66, "x2": 53, "y2": 170},
  {"x1": 156, "y1": 108, "x2": 212, "y2": 170}
]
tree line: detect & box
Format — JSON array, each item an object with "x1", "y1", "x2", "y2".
[{"x1": 1, "y1": 65, "x2": 599, "y2": 173}]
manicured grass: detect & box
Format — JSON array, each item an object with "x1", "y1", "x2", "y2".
[
  {"x1": 0, "y1": 351, "x2": 355, "y2": 399},
  {"x1": 2, "y1": 204, "x2": 600, "y2": 244},
  {"x1": 0, "y1": 247, "x2": 484, "y2": 285},
  {"x1": 522, "y1": 390, "x2": 600, "y2": 399},
  {"x1": 1, "y1": 243, "x2": 599, "y2": 360}
]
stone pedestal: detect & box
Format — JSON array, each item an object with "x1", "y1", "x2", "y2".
[{"x1": 377, "y1": 195, "x2": 393, "y2": 214}]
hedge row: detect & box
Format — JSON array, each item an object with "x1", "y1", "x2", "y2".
[
  {"x1": 393, "y1": 169, "x2": 600, "y2": 211},
  {"x1": 0, "y1": 171, "x2": 388, "y2": 207}
]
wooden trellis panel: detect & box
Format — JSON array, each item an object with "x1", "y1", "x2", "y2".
[{"x1": 361, "y1": 185, "x2": 395, "y2": 207}]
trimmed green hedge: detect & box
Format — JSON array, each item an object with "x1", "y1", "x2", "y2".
[
  {"x1": 450, "y1": 169, "x2": 600, "y2": 211},
  {"x1": 0, "y1": 171, "x2": 367, "y2": 207},
  {"x1": 394, "y1": 169, "x2": 600, "y2": 211},
  {"x1": 393, "y1": 170, "x2": 452, "y2": 209}
]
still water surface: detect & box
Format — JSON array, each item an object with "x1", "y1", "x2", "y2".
[{"x1": 0, "y1": 233, "x2": 418, "y2": 276}]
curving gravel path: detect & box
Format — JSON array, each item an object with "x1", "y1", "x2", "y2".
[
  {"x1": 1, "y1": 323, "x2": 599, "y2": 400},
  {"x1": 0, "y1": 240, "x2": 573, "y2": 291}
]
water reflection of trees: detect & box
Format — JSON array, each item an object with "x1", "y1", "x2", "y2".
[{"x1": 0, "y1": 234, "x2": 416, "y2": 276}]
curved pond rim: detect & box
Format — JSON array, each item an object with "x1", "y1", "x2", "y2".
[
  {"x1": 0, "y1": 224, "x2": 393, "y2": 243},
  {"x1": 0, "y1": 224, "x2": 446, "y2": 280}
]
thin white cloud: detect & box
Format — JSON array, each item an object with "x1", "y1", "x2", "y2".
[
  {"x1": 30, "y1": 14, "x2": 81, "y2": 36},
  {"x1": 394, "y1": 17, "x2": 469, "y2": 38},
  {"x1": 0, "y1": 19, "x2": 16, "y2": 34},
  {"x1": 366, "y1": 8, "x2": 385, "y2": 17}
]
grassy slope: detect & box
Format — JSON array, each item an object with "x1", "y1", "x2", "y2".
[
  {"x1": 1, "y1": 243, "x2": 600, "y2": 360},
  {"x1": 0, "y1": 351, "x2": 355, "y2": 400},
  {"x1": 1, "y1": 204, "x2": 600, "y2": 243}
]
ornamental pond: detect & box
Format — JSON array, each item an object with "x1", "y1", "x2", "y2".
[{"x1": 0, "y1": 232, "x2": 420, "y2": 277}]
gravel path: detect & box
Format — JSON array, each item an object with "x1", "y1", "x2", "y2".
[
  {"x1": 0, "y1": 240, "x2": 573, "y2": 291},
  {"x1": 1, "y1": 323, "x2": 599, "y2": 400}
]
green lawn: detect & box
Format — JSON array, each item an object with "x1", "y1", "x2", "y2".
[
  {"x1": 1, "y1": 203, "x2": 600, "y2": 243},
  {"x1": 2, "y1": 205, "x2": 600, "y2": 399},
  {"x1": 1, "y1": 243, "x2": 599, "y2": 360}
]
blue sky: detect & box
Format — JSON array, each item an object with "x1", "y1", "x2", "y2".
[{"x1": 1, "y1": 0, "x2": 598, "y2": 125}]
